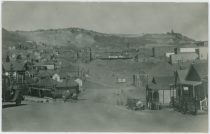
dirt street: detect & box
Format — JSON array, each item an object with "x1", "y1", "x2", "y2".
[{"x1": 2, "y1": 80, "x2": 208, "y2": 132}]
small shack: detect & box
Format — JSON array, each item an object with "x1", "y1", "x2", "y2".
[{"x1": 146, "y1": 76, "x2": 175, "y2": 109}]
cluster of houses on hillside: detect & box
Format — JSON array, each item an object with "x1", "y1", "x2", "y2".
[{"x1": 2, "y1": 42, "x2": 87, "y2": 100}]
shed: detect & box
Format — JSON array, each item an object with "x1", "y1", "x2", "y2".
[{"x1": 146, "y1": 76, "x2": 175, "y2": 105}]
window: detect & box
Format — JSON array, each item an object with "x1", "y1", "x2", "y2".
[
  {"x1": 183, "y1": 87, "x2": 188, "y2": 91},
  {"x1": 183, "y1": 86, "x2": 191, "y2": 96}
]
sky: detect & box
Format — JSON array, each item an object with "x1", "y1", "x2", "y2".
[{"x1": 2, "y1": 2, "x2": 208, "y2": 41}]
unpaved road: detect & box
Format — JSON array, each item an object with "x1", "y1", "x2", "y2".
[
  {"x1": 2, "y1": 80, "x2": 208, "y2": 132},
  {"x1": 2, "y1": 100, "x2": 208, "y2": 132}
]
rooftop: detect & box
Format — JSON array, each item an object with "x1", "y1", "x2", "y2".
[
  {"x1": 148, "y1": 76, "x2": 174, "y2": 90},
  {"x1": 147, "y1": 61, "x2": 176, "y2": 77},
  {"x1": 192, "y1": 62, "x2": 208, "y2": 79},
  {"x1": 176, "y1": 69, "x2": 189, "y2": 83}
]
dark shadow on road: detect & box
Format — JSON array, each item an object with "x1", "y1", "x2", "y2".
[{"x1": 2, "y1": 104, "x2": 27, "y2": 109}]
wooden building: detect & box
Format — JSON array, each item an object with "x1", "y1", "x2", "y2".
[
  {"x1": 146, "y1": 76, "x2": 175, "y2": 109},
  {"x1": 174, "y1": 62, "x2": 208, "y2": 114}
]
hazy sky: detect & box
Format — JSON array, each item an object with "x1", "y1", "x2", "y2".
[{"x1": 2, "y1": 2, "x2": 208, "y2": 40}]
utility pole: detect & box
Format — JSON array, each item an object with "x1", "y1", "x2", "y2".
[{"x1": 89, "y1": 47, "x2": 92, "y2": 62}]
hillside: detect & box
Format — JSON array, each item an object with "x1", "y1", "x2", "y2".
[
  {"x1": 2, "y1": 28, "x2": 27, "y2": 60},
  {"x1": 2, "y1": 28, "x2": 26, "y2": 46},
  {"x1": 3, "y1": 28, "x2": 195, "y2": 50}
]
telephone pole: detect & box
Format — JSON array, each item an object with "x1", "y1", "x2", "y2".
[{"x1": 89, "y1": 47, "x2": 92, "y2": 62}]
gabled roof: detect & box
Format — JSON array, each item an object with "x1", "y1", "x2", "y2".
[
  {"x1": 176, "y1": 62, "x2": 208, "y2": 84},
  {"x1": 192, "y1": 62, "x2": 208, "y2": 79},
  {"x1": 176, "y1": 69, "x2": 189, "y2": 83}
]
